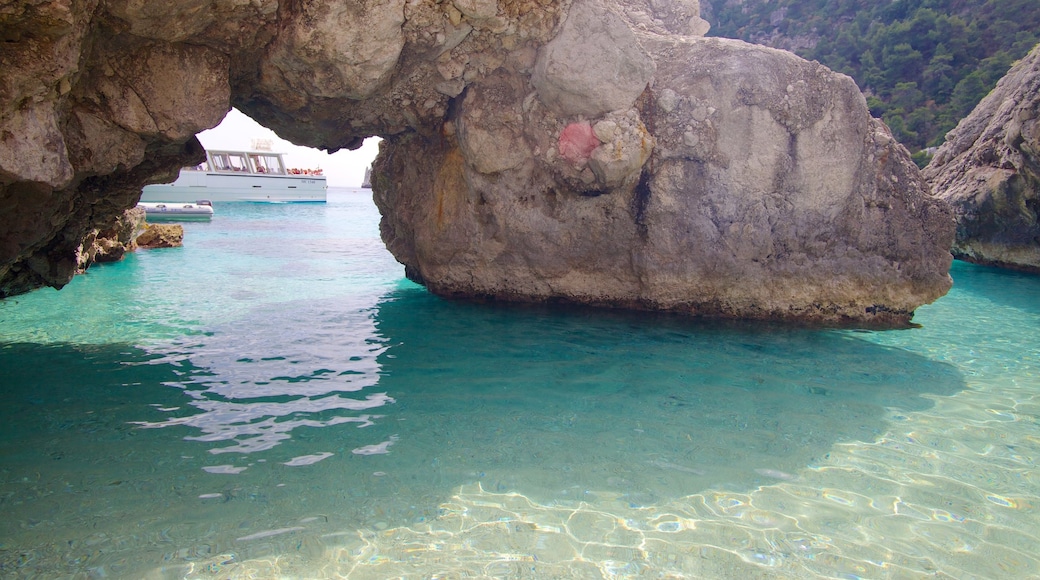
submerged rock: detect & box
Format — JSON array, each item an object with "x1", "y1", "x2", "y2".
[
  {"x1": 924, "y1": 43, "x2": 1040, "y2": 273},
  {"x1": 0, "y1": 0, "x2": 953, "y2": 325}
]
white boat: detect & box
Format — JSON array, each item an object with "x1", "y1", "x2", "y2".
[
  {"x1": 137, "y1": 200, "x2": 214, "y2": 221},
  {"x1": 141, "y1": 148, "x2": 327, "y2": 203}
]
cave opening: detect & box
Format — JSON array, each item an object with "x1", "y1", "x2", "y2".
[{"x1": 198, "y1": 109, "x2": 380, "y2": 190}]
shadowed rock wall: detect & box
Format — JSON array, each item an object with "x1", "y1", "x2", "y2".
[
  {"x1": 924, "y1": 43, "x2": 1040, "y2": 273},
  {"x1": 1, "y1": 0, "x2": 953, "y2": 325}
]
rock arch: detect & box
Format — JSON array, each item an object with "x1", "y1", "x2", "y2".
[{"x1": 0, "y1": 0, "x2": 953, "y2": 325}]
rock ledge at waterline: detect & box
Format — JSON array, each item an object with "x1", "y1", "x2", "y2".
[{"x1": 0, "y1": 0, "x2": 953, "y2": 324}]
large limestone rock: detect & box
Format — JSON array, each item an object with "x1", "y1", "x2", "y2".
[
  {"x1": 1, "y1": 0, "x2": 953, "y2": 325},
  {"x1": 376, "y1": 32, "x2": 953, "y2": 326},
  {"x1": 923, "y1": 43, "x2": 1040, "y2": 272}
]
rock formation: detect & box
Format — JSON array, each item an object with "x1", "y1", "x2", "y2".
[
  {"x1": 924, "y1": 43, "x2": 1040, "y2": 272},
  {"x1": 376, "y1": 29, "x2": 954, "y2": 325},
  {"x1": 80, "y1": 206, "x2": 146, "y2": 264},
  {"x1": 1, "y1": 0, "x2": 953, "y2": 325},
  {"x1": 135, "y1": 223, "x2": 184, "y2": 249}
]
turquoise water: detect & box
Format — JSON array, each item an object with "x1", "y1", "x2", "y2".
[{"x1": 1, "y1": 188, "x2": 1038, "y2": 579}]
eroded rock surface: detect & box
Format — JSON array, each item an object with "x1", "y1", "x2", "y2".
[
  {"x1": 81, "y1": 206, "x2": 146, "y2": 264},
  {"x1": 135, "y1": 223, "x2": 184, "y2": 249},
  {"x1": 924, "y1": 43, "x2": 1040, "y2": 272},
  {"x1": 1, "y1": 0, "x2": 953, "y2": 324},
  {"x1": 376, "y1": 32, "x2": 954, "y2": 326}
]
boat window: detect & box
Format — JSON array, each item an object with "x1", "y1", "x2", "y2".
[
  {"x1": 210, "y1": 152, "x2": 250, "y2": 172},
  {"x1": 250, "y1": 153, "x2": 284, "y2": 175}
]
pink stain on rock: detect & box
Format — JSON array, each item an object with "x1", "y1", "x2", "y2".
[{"x1": 559, "y1": 122, "x2": 600, "y2": 164}]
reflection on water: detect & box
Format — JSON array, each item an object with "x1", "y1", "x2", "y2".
[
  {"x1": 77, "y1": 282, "x2": 970, "y2": 503},
  {"x1": 131, "y1": 303, "x2": 393, "y2": 456},
  {"x1": 134, "y1": 395, "x2": 391, "y2": 455},
  {"x1": 0, "y1": 193, "x2": 1038, "y2": 578}
]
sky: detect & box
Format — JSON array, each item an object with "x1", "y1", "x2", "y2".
[{"x1": 196, "y1": 108, "x2": 381, "y2": 188}]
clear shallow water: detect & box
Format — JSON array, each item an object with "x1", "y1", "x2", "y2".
[{"x1": 0, "y1": 189, "x2": 1038, "y2": 578}]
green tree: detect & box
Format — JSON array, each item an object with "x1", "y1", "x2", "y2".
[
  {"x1": 884, "y1": 111, "x2": 918, "y2": 146},
  {"x1": 882, "y1": 43, "x2": 926, "y2": 86},
  {"x1": 859, "y1": 51, "x2": 884, "y2": 91},
  {"x1": 891, "y1": 82, "x2": 925, "y2": 112},
  {"x1": 923, "y1": 44, "x2": 956, "y2": 99}
]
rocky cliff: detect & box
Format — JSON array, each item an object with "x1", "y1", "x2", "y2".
[
  {"x1": 924, "y1": 43, "x2": 1040, "y2": 273},
  {"x1": 1, "y1": 0, "x2": 952, "y2": 325}
]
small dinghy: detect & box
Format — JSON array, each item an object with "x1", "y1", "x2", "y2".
[{"x1": 137, "y1": 200, "x2": 214, "y2": 221}]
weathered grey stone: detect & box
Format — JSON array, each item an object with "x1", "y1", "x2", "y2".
[
  {"x1": 0, "y1": 0, "x2": 90, "y2": 190},
  {"x1": 64, "y1": 109, "x2": 147, "y2": 177},
  {"x1": 531, "y1": 0, "x2": 656, "y2": 118},
  {"x1": 615, "y1": 0, "x2": 708, "y2": 37},
  {"x1": 0, "y1": 101, "x2": 75, "y2": 189},
  {"x1": 587, "y1": 110, "x2": 654, "y2": 190},
  {"x1": 260, "y1": 0, "x2": 406, "y2": 101},
  {"x1": 454, "y1": 73, "x2": 531, "y2": 174},
  {"x1": 924, "y1": 42, "x2": 1040, "y2": 272},
  {"x1": 81, "y1": 206, "x2": 147, "y2": 264},
  {"x1": 453, "y1": 0, "x2": 498, "y2": 22},
  {"x1": 89, "y1": 42, "x2": 230, "y2": 140},
  {"x1": 376, "y1": 37, "x2": 954, "y2": 326},
  {"x1": 0, "y1": 0, "x2": 226, "y2": 297},
  {"x1": 104, "y1": 0, "x2": 217, "y2": 42}
]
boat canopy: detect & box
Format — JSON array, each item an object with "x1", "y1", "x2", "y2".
[
  {"x1": 186, "y1": 150, "x2": 322, "y2": 176},
  {"x1": 197, "y1": 150, "x2": 287, "y2": 175}
]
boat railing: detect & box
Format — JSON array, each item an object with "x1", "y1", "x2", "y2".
[{"x1": 179, "y1": 150, "x2": 325, "y2": 178}]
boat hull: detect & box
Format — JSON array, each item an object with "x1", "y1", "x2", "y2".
[
  {"x1": 137, "y1": 201, "x2": 214, "y2": 221},
  {"x1": 141, "y1": 171, "x2": 327, "y2": 203}
]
